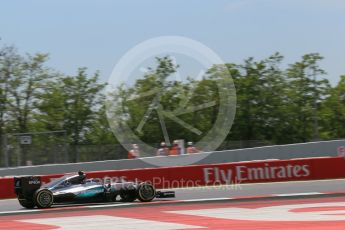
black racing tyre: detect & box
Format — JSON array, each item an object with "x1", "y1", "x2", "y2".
[
  {"x1": 104, "y1": 191, "x2": 118, "y2": 202},
  {"x1": 18, "y1": 196, "x2": 35, "y2": 209},
  {"x1": 120, "y1": 190, "x2": 137, "y2": 202},
  {"x1": 105, "y1": 192, "x2": 117, "y2": 202},
  {"x1": 34, "y1": 189, "x2": 54, "y2": 208},
  {"x1": 137, "y1": 183, "x2": 156, "y2": 202},
  {"x1": 104, "y1": 185, "x2": 116, "y2": 202}
]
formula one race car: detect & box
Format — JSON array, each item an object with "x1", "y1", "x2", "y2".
[{"x1": 14, "y1": 171, "x2": 175, "y2": 209}]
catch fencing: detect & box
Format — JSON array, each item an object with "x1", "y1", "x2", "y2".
[{"x1": 0, "y1": 140, "x2": 271, "y2": 168}]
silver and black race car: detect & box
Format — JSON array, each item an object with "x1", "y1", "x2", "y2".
[{"x1": 14, "y1": 171, "x2": 175, "y2": 209}]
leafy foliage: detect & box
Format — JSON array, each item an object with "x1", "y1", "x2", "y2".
[{"x1": 0, "y1": 43, "x2": 344, "y2": 165}]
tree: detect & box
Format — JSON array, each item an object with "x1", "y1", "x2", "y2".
[
  {"x1": 0, "y1": 45, "x2": 20, "y2": 142},
  {"x1": 320, "y1": 75, "x2": 345, "y2": 139},
  {"x1": 118, "y1": 56, "x2": 180, "y2": 145},
  {"x1": 0, "y1": 44, "x2": 22, "y2": 166},
  {"x1": 37, "y1": 68, "x2": 106, "y2": 160},
  {"x1": 225, "y1": 53, "x2": 289, "y2": 145},
  {"x1": 38, "y1": 68, "x2": 105, "y2": 144},
  {"x1": 6, "y1": 52, "x2": 51, "y2": 133},
  {"x1": 286, "y1": 53, "x2": 329, "y2": 142},
  {"x1": 0, "y1": 45, "x2": 53, "y2": 164},
  {"x1": 107, "y1": 56, "x2": 230, "y2": 150},
  {"x1": 1, "y1": 42, "x2": 343, "y2": 165}
]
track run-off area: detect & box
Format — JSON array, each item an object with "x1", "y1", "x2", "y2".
[{"x1": 1, "y1": 179, "x2": 345, "y2": 229}]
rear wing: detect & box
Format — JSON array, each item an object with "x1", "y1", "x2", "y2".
[{"x1": 14, "y1": 176, "x2": 42, "y2": 198}]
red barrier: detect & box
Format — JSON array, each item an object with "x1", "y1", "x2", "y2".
[
  {"x1": 1, "y1": 156, "x2": 345, "y2": 199},
  {"x1": 0, "y1": 177, "x2": 15, "y2": 199}
]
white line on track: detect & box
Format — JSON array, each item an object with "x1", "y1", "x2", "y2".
[
  {"x1": 0, "y1": 191, "x2": 343, "y2": 216},
  {"x1": 180, "y1": 197, "x2": 232, "y2": 202},
  {"x1": 241, "y1": 178, "x2": 345, "y2": 186},
  {"x1": 0, "y1": 209, "x2": 40, "y2": 215},
  {"x1": 87, "y1": 203, "x2": 137, "y2": 208},
  {"x1": 274, "y1": 192, "x2": 322, "y2": 197},
  {"x1": 0, "y1": 198, "x2": 16, "y2": 202},
  {"x1": 19, "y1": 215, "x2": 203, "y2": 229},
  {"x1": 160, "y1": 178, "x2": 345, "y2": 191}
]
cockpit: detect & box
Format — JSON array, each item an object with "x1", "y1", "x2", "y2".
[{"x1": 44, "y1": 171, "x2": 87, "y2": 189}]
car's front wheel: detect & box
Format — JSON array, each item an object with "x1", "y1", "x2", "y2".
[
  {"x1": 34, "y1": 189, "x2": 54, "y2": 208},
  {"x1": 137, "y1": 183, "x2": 156, "y2": 202}
]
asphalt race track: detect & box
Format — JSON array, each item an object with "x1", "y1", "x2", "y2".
[
  {"x1": 1, "y1": 178, "x2": 345, "y2": 213},
  {"x1": 1, "y1": 179, "x2": 345, "y2": 229}
]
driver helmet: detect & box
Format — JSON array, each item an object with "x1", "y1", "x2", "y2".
[{"x1": 78, "y1": 171, "x2": 86, "y2": 181}]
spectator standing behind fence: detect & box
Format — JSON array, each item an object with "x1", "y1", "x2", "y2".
[
  {"x1": 186, "y1": 142, "x2": 200, "y2": 154},
  {"x1": 169, "y1": 140, "x2": 181, "y2": 156},
  {"x1": 128, "y1": 144, "x2": 140, "y2": 159},
  {"x1": 157, "y1": 142, "x2": 170, "y2": 156}
]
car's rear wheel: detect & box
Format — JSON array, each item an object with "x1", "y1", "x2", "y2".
[
  {"x1": 35, "y1": 189, "x2": 54, "y2": 208},
  {"x1": 18, "y1": 196, "x2": 35, "y2": 209},
  {"x1": 137, "y1": 183, "x2": 156, "y2": 202}
]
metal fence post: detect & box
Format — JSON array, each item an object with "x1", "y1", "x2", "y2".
[
  {"x1": 63, "y1": 130, "x2": 69, "y2": 163},
  {"x1": 2, "y1": 134, "x2": 9, "y2": 167},
  {"x1": 75, "y1": 145, "x2": 80, "y2": 163}
]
